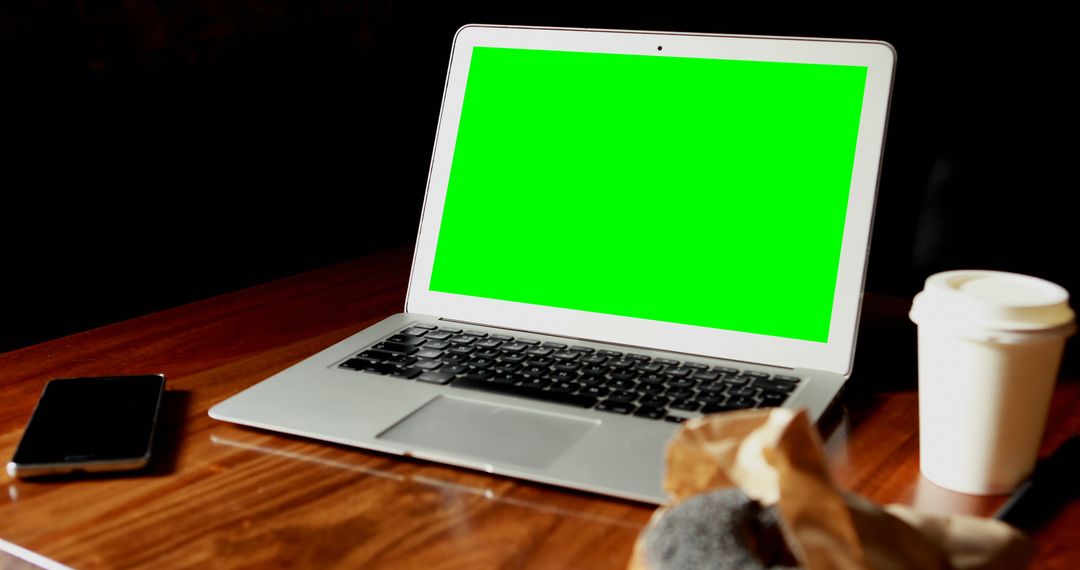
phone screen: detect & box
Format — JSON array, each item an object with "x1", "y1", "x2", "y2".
[{"x1": 10, "y1": 375, "x2": 165, "y2": 472}]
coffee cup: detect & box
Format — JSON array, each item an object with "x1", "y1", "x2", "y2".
[{"x1": 909, "y1": 270, "x2": 1075, "y2": 495}]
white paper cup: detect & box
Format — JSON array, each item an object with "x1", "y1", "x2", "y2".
[{"x1": 910, "y1": 270, "x2": 1075, "y2": 495}]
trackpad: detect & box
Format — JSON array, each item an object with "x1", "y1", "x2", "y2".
[{"x1": 377, "y1": 396, "x2": 598, "y2": 469}]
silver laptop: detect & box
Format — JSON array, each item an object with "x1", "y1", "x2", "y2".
[{"x1": 210, "y1": 25, "x2": 895, "y2": 503}]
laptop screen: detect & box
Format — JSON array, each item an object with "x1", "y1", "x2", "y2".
[{"x1": 429, "y1": 46, "x2": 867, "y2": 343}]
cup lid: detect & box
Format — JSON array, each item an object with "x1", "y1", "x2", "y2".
[{"x1": 910, "y1": 270, "x2": 1075, "y2": 336}]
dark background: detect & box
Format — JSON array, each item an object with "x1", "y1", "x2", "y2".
[{"x1": 2, "y1": 2, "x2": 1075, "y2": 353}]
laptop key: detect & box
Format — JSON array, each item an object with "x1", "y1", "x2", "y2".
[
  {"x1": 375, "y1": 342, "x2": 419, "y2": 355},
  {"x1": 692, "y1": 370, "x2": 720, "y2": 382},
  {"x1": 713, "y1": 366, "x2": 740, "y2": 376},
  {"x1": 418, "y1": 371, "x2": 456, "y2": 385},
  {"x1": 696, "y1": 393, "x2": 724, "y2": 404},
  {"x1": 597, "y1": 350, "x2": 623, "y2": 357},
  {"x1": 413, "y1": 359, "x2": 442, "y2": 370},
  {"x1": 670, "y1": 398, "x2": 701, "y2": 411},
  {"x1": 550, "y1": 381, "x2": 578, "y2": 393},
  {"x1": 415, "y1": 348, "x2": 444, "y2": 359},
  {"x1": 728, "y1": 397, "x2": 757, "y2": 408},
  {"x1": 633, "y1": 406, "x2": 665, "y2": 419},
  {"x1": 493, "y1": 362, "x2": 522, "y2": 373},
  {"x1": 606, "y1": 390, "x2": 639, "y2": 403},
  {"x1": 386, "y1": 334, "x2": 427, "y2": 346},
  {"x1": 751, "y1": 378, "x2": 797, "y2": 393},
  {"x1": 608, "y1": 379, "x2": 637, "y2": 390},
  {"x1": 729, "y1": 387, "x2": 758, "y2": 398},
  {"x1": 501, "y1": 342, "x2": 528, "y2": 352},
  {"x1": 360, "y1": 349, "x2": 409, "y2": 363},
  {"x1": 578, "y1": 375, "x2": 606, "y2": 387},
  {"x1": 371, "y1": 349, "x2": 416, "y2": 367},
  {"x1": 521, "y1": 377, "x2": 552, "y2": 389},
  {"x1": 475, "y1": 339, "x2": 503, "y2": 348},
  {"x1": 581, "y1": 385, "x2": 610, "y2": 397},
  {"x1": 569, "y1": 345, "x2": 595, "y2": 353},
  {"x1": 451, "y1": 377, "x2": 597, "y2": 408},
  {"x1": 596, "y1": 401, "x2": 635, "y2": 414},
  {"x1": 668, "y1": 377, "x2": 697, "y2": 389},
  {"x1": 666, "y1": 387, "x2": 696, "y2": 400},
  {"x1": 471, "y1": 365, "x2": 497, "y2": 377},
  {"x1": 424, "y1": 331, "x2": 453, "y2": 340},
  {"x1": 400, "y1": 327, "x2": 430, "y2": 337},
  {"x1": 542, "y1": 342, "x2": 567, "y2": 349},
  {"x1": 443, "y1": 363, "x2": 469, "y2": 375},
  {"x1": 626, "y1": 353, "x2": 651, "y2": 361},
  {"x1": 638, "y1": 395, "x2": 670, "y2": 408},
  {"x1": 391, "y1": 367, "x2": 423, "y2": 380},
  {"x1": 553, "y1": 351, "x2": 580, "y2": 360},
  {"x1": 490, "y1": 334, "x2": 514, "y2": 341},
  {"x1": 521, "y1": 365, "x2": 548, "y2": 377},
  {"x1": 639, "y1": 373, "x2": 666, "y2": 385},
  {"x1": 774, "y1": 375, "x2": 802, "y2": 384},
  {"x1": 490, "y1": 373, "x2": 521, "y2": 385},
  {"x1": 637, "y1": 383, "x2": 666, "y2": 396},
  {"x1": 699, "y1": 381, "x2": 726, "y2": 393},
  {"x1": 360, "y1": 362, "x2": 399, "y2": 375},
  {"x1": 424, "y1": 340, "x2": 451, "y2": 350},
  {"x1": 340, "y1": 357, "x2": 379, "y2": 371},
  {"x1": 759, "y1": 392, "x2": 788, "y2": 407}
]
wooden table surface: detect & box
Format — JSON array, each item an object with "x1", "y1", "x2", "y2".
[{"x1": 1, "y1": 246, "x2": 1077, "y2": 569}]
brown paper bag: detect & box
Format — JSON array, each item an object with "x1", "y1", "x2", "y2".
[{"x1": 630, "y1": 408, "x2": 1033, "y2": 570}]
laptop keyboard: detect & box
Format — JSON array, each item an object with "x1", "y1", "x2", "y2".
[{"x1": 338, "y1": 324, "x2": 801, "y2": 423}]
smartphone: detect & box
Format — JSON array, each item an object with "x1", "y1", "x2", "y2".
[{"x1": 6, "y1": 374, "x2": 166, "y2": 478}]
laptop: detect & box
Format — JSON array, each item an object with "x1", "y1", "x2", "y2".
[{"x1": 209, "y1": 25, "x2": 895, "y2": 503}]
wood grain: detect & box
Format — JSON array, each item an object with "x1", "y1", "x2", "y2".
[{"x1": 1, "y1": 247, "x2": 1076, "y2": 569}]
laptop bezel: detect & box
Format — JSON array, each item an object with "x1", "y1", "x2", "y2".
[{"x1": 405, "y1": 25, "x2": 895, "y2": 376}]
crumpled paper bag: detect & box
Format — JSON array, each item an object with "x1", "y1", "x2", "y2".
[{"x1": 629, "y1": 408, "x2": 1033, "y2": 570}]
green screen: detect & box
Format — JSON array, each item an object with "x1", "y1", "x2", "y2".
[{"x1": 430, "y1": 47, "x2": 867, "y2": 343}]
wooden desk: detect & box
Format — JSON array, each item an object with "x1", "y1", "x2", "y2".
[{"x1": 1, "y1": 246, "x2": 1077, "y2": 569}]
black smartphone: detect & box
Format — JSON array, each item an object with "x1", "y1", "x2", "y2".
[{"x1": 6, "y1": 374, "x2": 166, "y2": 478}]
